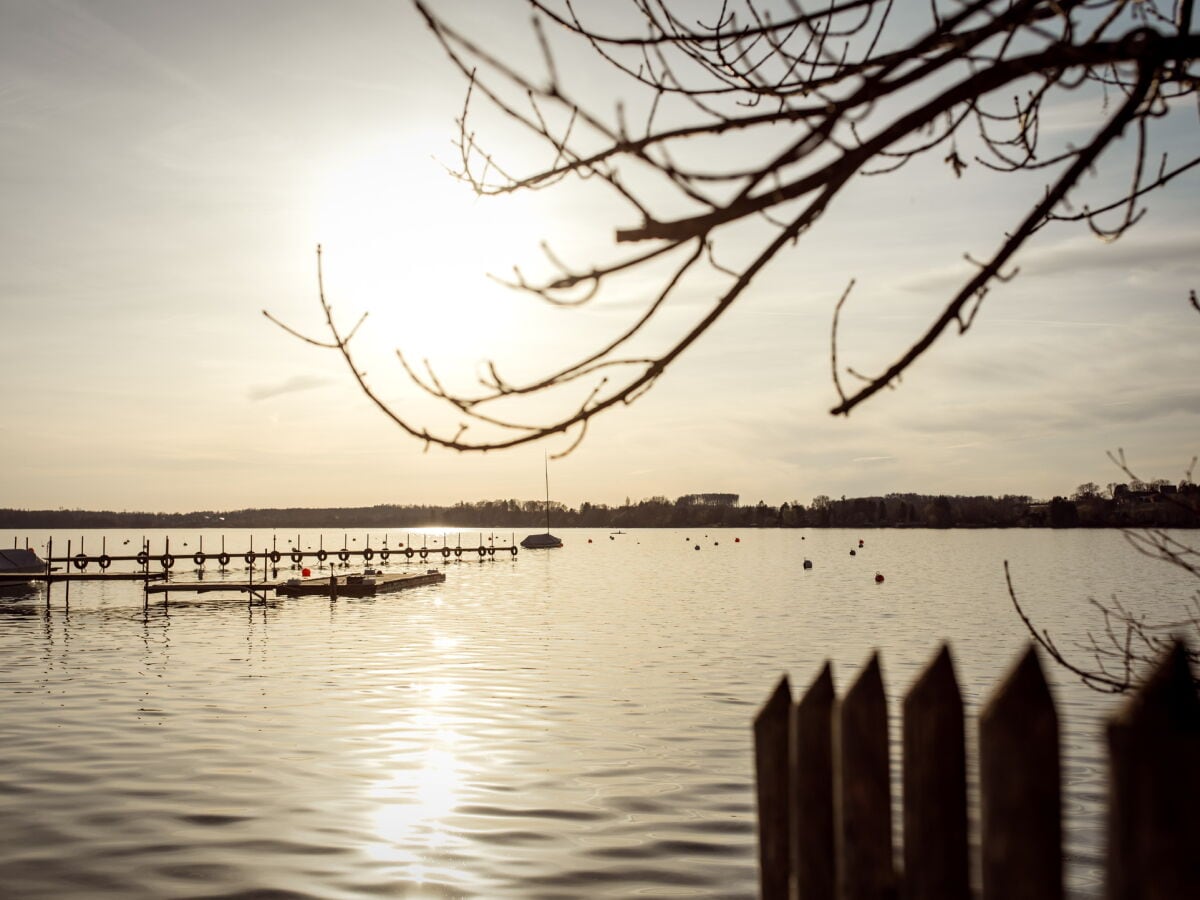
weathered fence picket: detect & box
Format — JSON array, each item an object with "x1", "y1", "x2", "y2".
[
  {"x1": 794, "y1": 664, "x2": 835, "y2": 900},
  {"x1": 902, "y1": 646, "x2": 968, "y2": 900},
  {"x1": 979, "y1": 647, "x2": 1061, "y2": 900},
  {"x1": 837, "y1": 654, "x2": 894, "y2": 900},
  {"x1": 754, "y1": 640, "x2": 1198, "y2": 899},
  {"x1": 755, "y1": 676, "x2": 793, "y2": 899},
  {"x1": 1105, "y1": 643, "x2": 1200, "y2": 900}
]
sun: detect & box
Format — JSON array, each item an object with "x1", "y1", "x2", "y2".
[{"x1": 313, "y1": 137, "x2": 543, "y2": 368}]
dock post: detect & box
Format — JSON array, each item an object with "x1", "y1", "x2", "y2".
[
  {"x1": 329, "y1": 573, "x2": 337, "y2": 601},
  {"x1": 46, "y1": 537, "x2": 53, "y2": 608},
  {"x1": 65, "y1": 538, "x2": 71, "y2": 607}
]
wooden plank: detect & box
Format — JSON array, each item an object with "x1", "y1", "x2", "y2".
[
  {"x1": 836, "y1": 653, "x2": 895, "y2": 900},
  {"x1": 1105, "y1": 640, "x2": 1200, "y2": 900},
  {"x1": 146, "y1": 572, "x2": 447, "y2": 596},
  {"x1": 755, "y1": 675, "x2": 793, "y2": 900},
  {"x1": 145, "y1": 581, "x2": 276, "y2": 595},
  {"x1": 1, "y1": 571, "x2": 166, "y2": 583},
  {"x1": 979, "y1": 646, "x2": 1062, "y2": 900},
  {"x1": 902, "y1": 644, "x2": 968, "y2": 900},
  {"x1": 794, "y1": 662, "x2": 835, "y2": 900}
]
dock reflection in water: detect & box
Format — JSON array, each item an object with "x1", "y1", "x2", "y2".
[{"x1": 1, "y1": 526, "x2": 1192, "y2": 898}]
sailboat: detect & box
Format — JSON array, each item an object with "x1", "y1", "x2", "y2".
[{"x1": 521, "y1": 455, "x2": 563, "y2": 549}]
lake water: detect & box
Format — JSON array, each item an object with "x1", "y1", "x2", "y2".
[{"x1": 0, "y1": 527, "x2": 1194, "y2": 898}]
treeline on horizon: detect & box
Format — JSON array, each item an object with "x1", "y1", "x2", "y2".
[{"x1": 3, "y1": 485, "x2": 1197, "y2": 530}]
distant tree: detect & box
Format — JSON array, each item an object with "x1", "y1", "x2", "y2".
[
  {"x1": 1047, "y1": 496, "x2": 1079, "y2": 527},
  {"x1": 272, "y1": 0, "x2": 1200, "y2": 454},
  {"x1": 1073, "y1": 482, "x2": 1101, "y2": 501},
  {"x1": 927, "y1": 496, "x2": 954, "y2": 529}
]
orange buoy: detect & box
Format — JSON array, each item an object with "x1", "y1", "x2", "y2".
[
  {"x1": 734, "y1": 537, "x2": 740, "y2": 542},
  {"x1": 875, "y1": 572, "x2": 884, "y2": 583}
]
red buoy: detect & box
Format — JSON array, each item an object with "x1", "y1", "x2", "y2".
[
  {"x1": 875, "y1": 572, "x2": 884, "y2": 583},
  {"x1": 302, "y1": 567, "x2": 311, "y2": 577}
]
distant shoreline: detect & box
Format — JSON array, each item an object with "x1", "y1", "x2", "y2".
[{"x1": 2, "y1": 488, "x2": 1196, "y2": 531}]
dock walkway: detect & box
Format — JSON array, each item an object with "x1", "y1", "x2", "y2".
[{"x1": 146, "y1": 570, "x2": 446, "y2": 598}]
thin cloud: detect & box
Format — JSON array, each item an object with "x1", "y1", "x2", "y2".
[
  {"x1": 898, "y1": 230, "x2": 1200, "y2": 294},
  {"x1": 247, "y1": 375, "x2": 333, "y2": 402}
]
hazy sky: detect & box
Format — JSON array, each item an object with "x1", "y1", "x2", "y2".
[{"x1": 2, "y1": 1, "x2": 1196, "y2": 513}]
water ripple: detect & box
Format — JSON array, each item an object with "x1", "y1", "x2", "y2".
[{"x1": 2, "y1": 526, "x2": 1181, "y2": 897}]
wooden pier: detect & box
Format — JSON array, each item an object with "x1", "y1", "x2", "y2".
[
  {"x1": 145, "y1": 570, "x2": 446, "y2": 599},
  {"x1": 32, "y1": 531, "x2": 519, "y2": 575},
  {"x1": 0, "y1": 571, "x2": 166, "y2": 585}
]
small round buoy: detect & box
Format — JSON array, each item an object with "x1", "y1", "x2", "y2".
[
  {"x1": 588, "y1": 539, "x2": 593, "y2": 543},
  {"x1": 875, "y1": 572, "x2": 884, "y2": 583},
  {"x1": 714, "y1": 541, "x2": 719, "y2": 546},
  {"x1": 803, "y1": 559, "x2": 813, "y2": 569},
  {"x1": 694, "y1": 545, "x2": 700, "y2": 551},
  {"x1": 734, "y1": 537, "x2": 740, "y2": 543},
  {"x1": 859, "y1": 539, "x2": 864, "y2": 548},
  {"x1": 850, "y1": 549, "x2": 857, "y2": 556},
  {"x1": 302, "y1": 567, "x2": 311, "y2": 577}
]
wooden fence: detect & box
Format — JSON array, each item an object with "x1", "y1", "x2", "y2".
[{"x1": 754, "y1": 642, "x2": 1198, "y2": 899}]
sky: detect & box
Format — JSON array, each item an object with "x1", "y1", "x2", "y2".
[{"x1": 1, "y1": 0, "x2": 1196, "y2": 513}]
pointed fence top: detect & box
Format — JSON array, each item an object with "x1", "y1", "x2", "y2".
[
  {"x1": 799, "y1": 660, "x2": 834, "y2": 710},
  {"x1": 1110, "y1": 639, "x2": 1199, "y2": 731},
  {"x1": 982, "y1": 644, "x2": 1053, "y2": 723},
  {"x1": 905, "y1": 643, "x2": 960, "y2": 708},
  {"x1": 755, "y1": 674, "x2": 792, "y2": 733},
  {"x1": 845, "y1": 651, "x2": 884, "y2": 702}
]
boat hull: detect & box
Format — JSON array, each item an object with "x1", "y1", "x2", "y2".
[{"x1": 520, "y1": 533, "x2": 563, "y2": 549}]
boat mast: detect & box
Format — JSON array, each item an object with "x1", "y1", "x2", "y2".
[{"x1": 543, "y1": 453, "x2": 551, "y2": 533}]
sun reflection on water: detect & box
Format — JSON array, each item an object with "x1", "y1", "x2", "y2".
[{"x1": 363, "y1": 673, "x2": 466, "y2": 877}]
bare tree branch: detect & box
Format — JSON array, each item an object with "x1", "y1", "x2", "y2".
[{"x1": 273, "y1": 1, "x2": 1198, "y2": 453}]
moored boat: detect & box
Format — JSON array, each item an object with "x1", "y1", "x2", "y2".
[
  {"x1": 521, "y1": 532, "x2": 563, "y2": 550},
  {"x1": 0, "y1": 548, "x2": 46, "y2": 586},
  {"x1": 521, "y1": 455, "x2": 563, "y2": 550}
]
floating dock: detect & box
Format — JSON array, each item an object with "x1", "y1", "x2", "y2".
[
  {"x1": 145, "y1": 570, "x2": 446, "y2": 599},
  {"x1": 277, "y1": 571, "x2": 445, "y2": 597}
]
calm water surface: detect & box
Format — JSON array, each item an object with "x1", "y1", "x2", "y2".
[{"x1": 0, "y1": 527, "x2": 1193, "y2": 898}]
